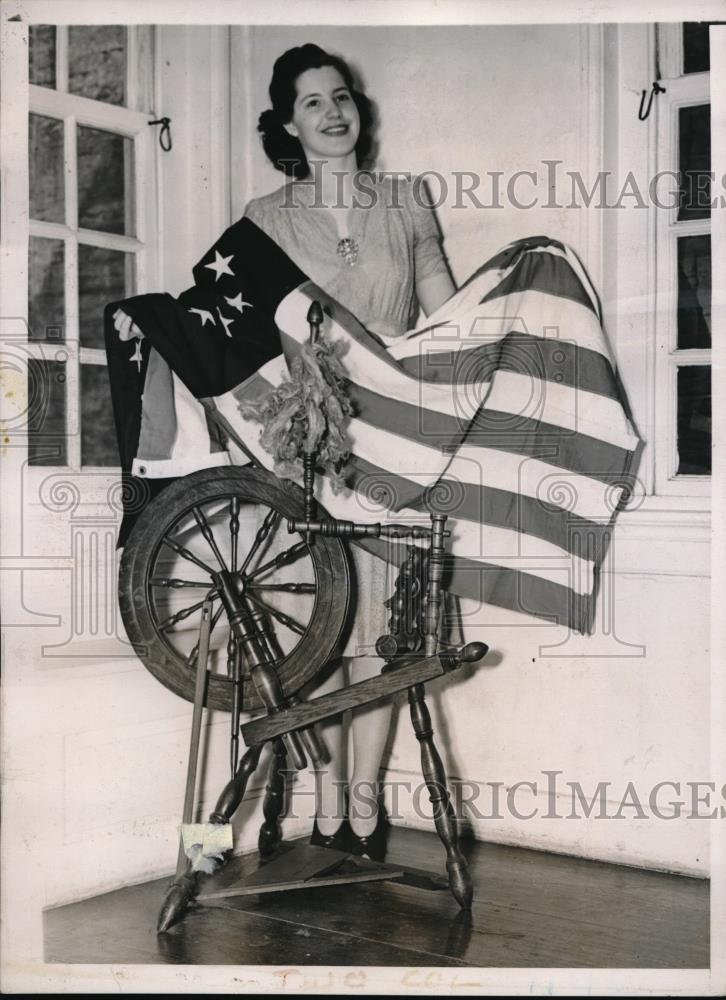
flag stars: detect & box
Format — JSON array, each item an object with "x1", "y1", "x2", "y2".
[
  {"x1": 224, "y1": 292, "x2": 254, "y2": 315},
  {"x1": 204, "y1": 250, "x2": 235, "y2": 282},
  {"x1": 216, "y1": 308, "x2": 234, "y2": 338},
  {"x1": 189, "y1": 308, "x2": 216, "y2": 327}
]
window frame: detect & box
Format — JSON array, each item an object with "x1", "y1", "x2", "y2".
[
  {"x1": 27, "y1": 24, "x2": 159, "y2": 473},
  {"x1": 652, "y1": 24, "x2": 712, "y2": 498}
]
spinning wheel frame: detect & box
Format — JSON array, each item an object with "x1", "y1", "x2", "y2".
[{"x1": 119, "y1": 466, "x2": 351, "y2": 713}]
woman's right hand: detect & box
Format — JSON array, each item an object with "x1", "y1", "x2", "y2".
[{"x1": 113, "y1": 308, "x2": 144, "y2": 341}]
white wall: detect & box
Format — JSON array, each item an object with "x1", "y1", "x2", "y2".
[{"x1": 2, "y1": 25, "x2": 712, "y2": 952}]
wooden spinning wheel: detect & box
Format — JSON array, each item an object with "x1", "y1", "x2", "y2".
[
  {"x1": 115, "y1": 302, "x2": 489, "y2": 932},
  {"x1": 118, "y1": 465, "x2": 351, "y2": 713}
]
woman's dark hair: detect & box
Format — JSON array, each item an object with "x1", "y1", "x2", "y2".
[{"x1": 257, "y1": 44, "x2": 375, "y2": 179}]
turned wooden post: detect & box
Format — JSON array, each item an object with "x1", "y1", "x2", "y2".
[
  {"x1": 209, "y1": 743, "x2": 264, "y2": 825},
  {"x1": 258, "y1": 739, "x2": 289, "y2": 858},
  {"x1": 423, "y1": 514, "x2": 447, "y2": 657},
  {"x1": 222, "y1": 583, "x2": 307, "y2": 771},
  {"x1": 302, "y1": 451, "x2": 316, "y2": 545},
  {"x1": 408, "y1": 683, "x2": 473, "y2": 910},
  {"x1": 248, "y1": 604, "x2": 329, "y2": 769}
]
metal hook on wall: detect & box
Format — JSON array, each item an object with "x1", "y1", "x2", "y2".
[
  {"x1": 638, "y1": 82, "x2": 666, "y2": 121},
  {"x1": 148, "y1": 116, "x2": 173, "y2": 152}
]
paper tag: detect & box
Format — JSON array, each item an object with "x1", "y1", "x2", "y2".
[{"x1": 181, "y1": 822, "x2": 233, "y2": 855}]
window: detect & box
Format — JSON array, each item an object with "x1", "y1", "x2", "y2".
[
  {"x1": 653, "y1": 22, "x2": 721, "y2": 495},
  {"x1": 27, "y1": 24, "x2": 157, "y2": 468}
]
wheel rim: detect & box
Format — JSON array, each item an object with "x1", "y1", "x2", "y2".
[
  {"x1": 148, "y1": 496, "x2": 319, "y2": 675},
  {"x1": 120, "y1": 467, "x2": 350, "y2": 712}
]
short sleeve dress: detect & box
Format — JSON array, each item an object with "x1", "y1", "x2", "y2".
[{"x1": 244, "y1": 174, "x2": 450, "y2": 655}]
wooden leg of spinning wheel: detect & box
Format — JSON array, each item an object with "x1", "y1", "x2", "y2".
[
  {"x1": 157, "y1": 743, "x2": 264, "y2": 933},
  {"x1": 157, "y1": 864, "x2": 198, "y2": 934},
  {"x1": 258, "y1": 739, "x2": 288, "y2": 858},
  {"x1": 408, "y1": 682, "x2": 472, "y2": 910},
  {"x1": 209, "y1": 743, "x2": 264, "y2": 824}
]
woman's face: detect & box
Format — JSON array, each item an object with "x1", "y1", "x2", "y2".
[{"x1": 284, "y1": 65, "x2": 361, "y2": 165}]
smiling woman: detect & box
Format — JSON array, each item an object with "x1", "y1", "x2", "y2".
[
  {"x1": 256, "y1": 44, "x2": 375, "y2": 180},
  {"x1": 243, "y1": 43, "x2": 455, "y2": 857},
  {"x1": 284, "y1": 65, "x2": 362, "y2": 163}
]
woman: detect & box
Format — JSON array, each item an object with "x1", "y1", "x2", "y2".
[
  {"x1": 115, "y1": 42, "x2": 456, "y2": 860},
  {"x1": 245, "y1": 44, "x2": 455, "y2": 858}
]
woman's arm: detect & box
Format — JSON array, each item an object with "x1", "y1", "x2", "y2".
[
  {"x1": 416, "y1": 270, "x2": 456, "y2": 316},
  {"x1": 406, "y1": 176, "x2": 456, "y2": 315}
]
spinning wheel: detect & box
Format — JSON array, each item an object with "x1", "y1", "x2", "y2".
[
  {"x1": 115, "y1": 301, "x2": 489, "y2": 932},
  {"x1": 119, "y1": 465, "x2": 351, "y2": 712}
]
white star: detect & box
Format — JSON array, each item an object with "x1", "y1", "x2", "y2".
[
  {"x1": 189, "y1": 308, "x2": 216, "y2": 327},
  {"x1": 216, "y1": 308, "x2": 234, "y2": 338},
  {"x1": 224, "y1": 292, "x2": 254, "y2": 315},
  {"x1": 129, "y1": 341, "x2": 143, "y2": 372},
  {"x1": 204, "y1": 250, "x2": 234, "y2": 282}
]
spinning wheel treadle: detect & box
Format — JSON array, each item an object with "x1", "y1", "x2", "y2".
[{"x1": 118, "y1": 465, "x2": 351, "y2": 712}]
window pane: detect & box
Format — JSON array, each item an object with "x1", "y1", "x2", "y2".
[
  {"x1": 677, "y1": 104, "x2": 711, "y2": 221},
  {"x1": 27, "y1": 358, "x2": 67, "y2": 466},
  {"x1": 29, "y1": 25, "x2": 56, "y2": 88},
  {"x1": 68, "y1": 26, "x2": 126, "y2": 106},
  {"x1": 677, "y1": 236, "x2": 711, "y2": 349},
  {"x1": 77, "y1": 126, "x2": 135, "y2": 236},
  {"x1": 29, "y1": 114, "x2": 65, "y2": 223},
  {"x1": 683, "y1": 22, "x2": 725, "y2": 74},
  {"x1": 29, "y1": 236, "x2": 65, "y2": 343},
  {"x1": 81, "y1": 364, "x2": 119, "y2": 466},
  {"x1": 79, "y1": 245, "x2": 136, "y2": 349},
  {"x1": 677, "y1": 366, "x2": 711, "y2": 475}
]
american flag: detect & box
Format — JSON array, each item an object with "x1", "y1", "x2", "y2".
[{"x1": 106, "y1": 221, "x2": 641, "y2": 633}]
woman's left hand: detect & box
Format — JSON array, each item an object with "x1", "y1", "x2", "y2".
[{"x1": 113, "y1": 307, "x2": 144, "y2": 342}]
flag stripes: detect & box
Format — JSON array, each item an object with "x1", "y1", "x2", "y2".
[
  {"x1": 398, "y1": 332, "x2": 621, "y2": 402},
  {"x1": 241, "y1": 238, "x2": 639, "y2": 633},
  {"x1": 480, "y1": 245, "x2": 600, "y2": 316}
]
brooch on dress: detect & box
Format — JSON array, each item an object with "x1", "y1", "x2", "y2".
[{"x1": 336, "y1": 236, "x2": 359, "y2": 267}]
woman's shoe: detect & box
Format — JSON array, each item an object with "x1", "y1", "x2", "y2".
[
  {"x1": 346, "y1": 804, "x2": 390, "y2": 862},
  {"x1": 310, "y1": 817, "x2": 349, "y2": 851}
]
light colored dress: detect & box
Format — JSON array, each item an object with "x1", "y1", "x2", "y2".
[{"x1": 244, "y1": 173, "x2": 450, "y2": 655}]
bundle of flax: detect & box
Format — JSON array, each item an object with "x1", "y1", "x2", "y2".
[{"x1": 238, "y1": 334, "x2": 353, "y2": 491}]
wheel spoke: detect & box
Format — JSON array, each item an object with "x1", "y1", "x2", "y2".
[
  {"x1": 246, "y1": 592, "x2": 306, "y2": 636},
  {"x1": 239, "y1": 507, "x2": 281, "y2": 577},
  {"x1": 193, "y1": 505, "x2": 228, "y2": 571},
  {"x1": 149, "y1": 577, "x2": 213, "y2": 589},
  {"x1": 246, "y1": 540, "x2": 309, "y2": 582},
  {"x1": 162, "y1": 535, "x2": 216, "y2": 574},
  {"x1": 247, "y1": 582, "x2": 316, "y2": 594},
  {"x1": 186, "y1": 603, "x2": 226, "y2": 666},
  {"x1": 157, "y1": 591, "x2": 217, "y2": 632},
  {"x1": 229, "y1": 497, "x2": 240, "y2": 574}
]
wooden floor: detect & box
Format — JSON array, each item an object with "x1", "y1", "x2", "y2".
[{"x1": 44, "y1": 827, "x2": 709, "y2": 968}]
